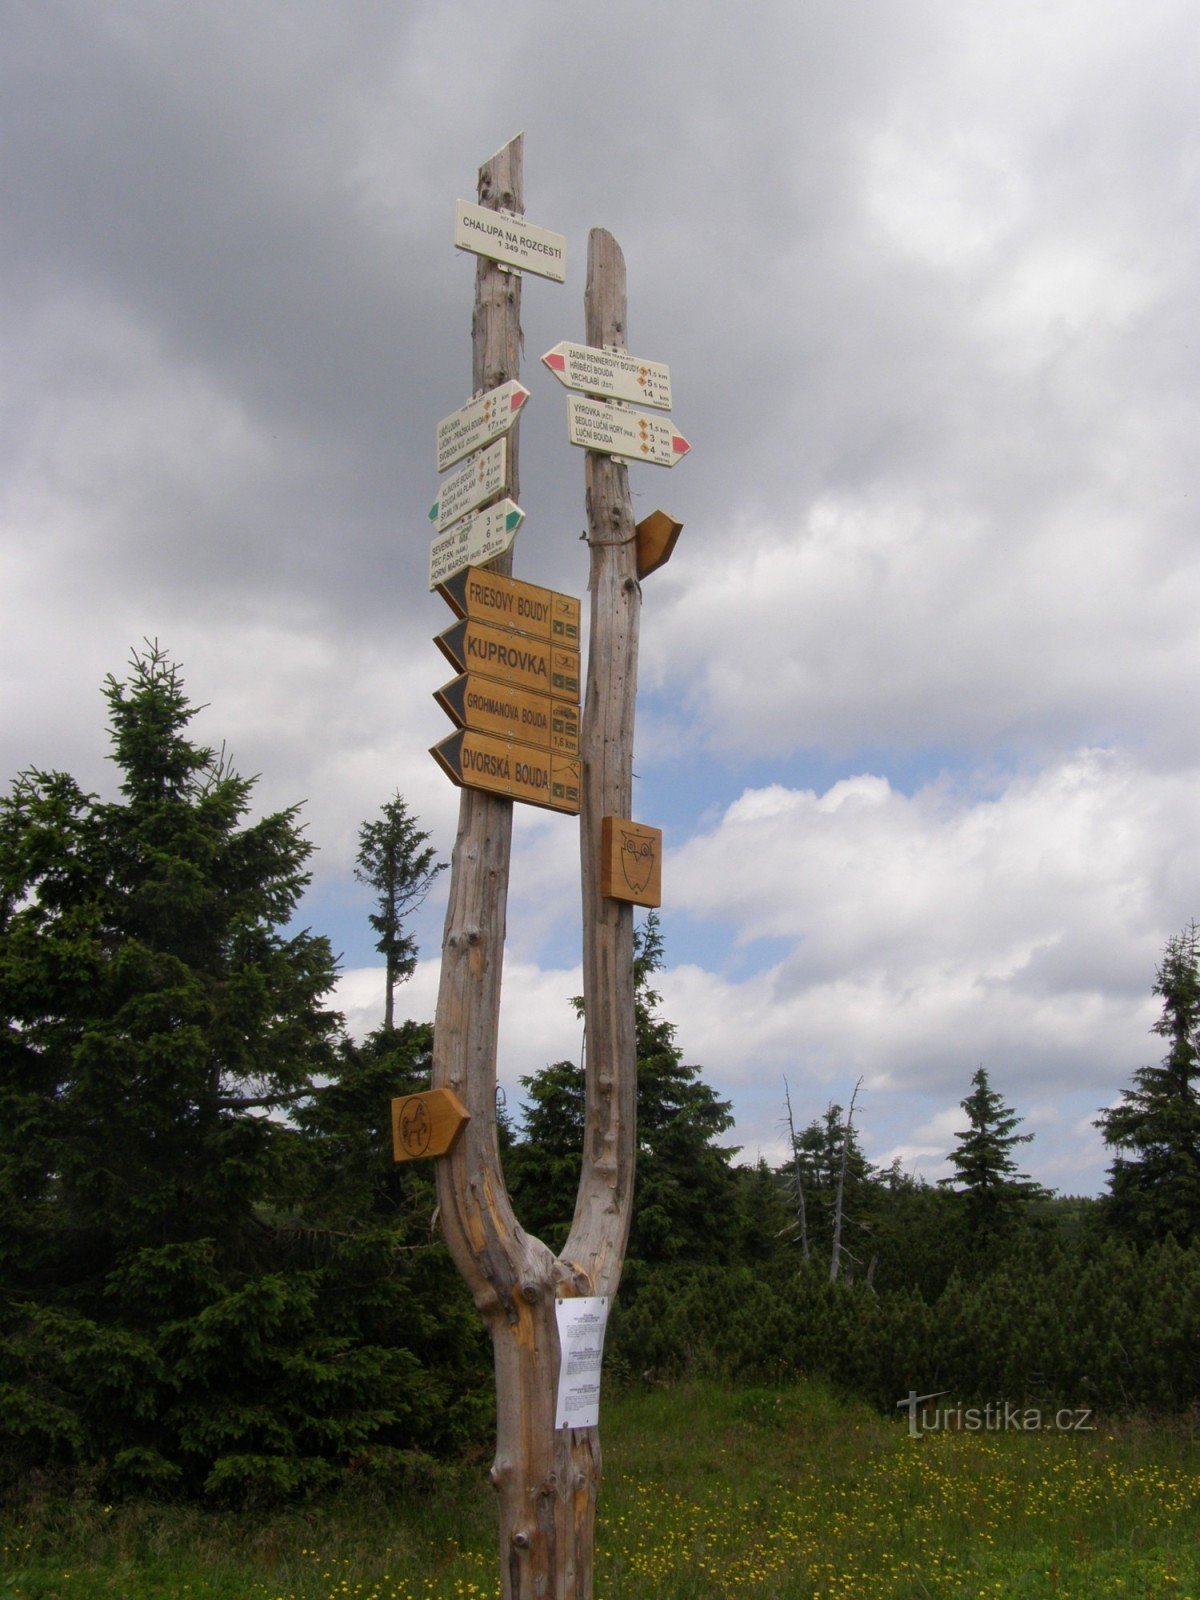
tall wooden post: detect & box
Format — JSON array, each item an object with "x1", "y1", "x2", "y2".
[
  {"x1": 561, "y1": 228, "x2": 640, "y2": 1296},
  {"x1": 432, "y1": 131, "x2": 551, "y2": 1590},
  {"x1": 431, "y1": 148, "x2": 639, "y2": 1594}
]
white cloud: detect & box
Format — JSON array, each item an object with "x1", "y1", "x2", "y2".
[
  {"x1": 643, "y1": 483, "x2": 1200, "y2": 761},
  {"x1": 877, "y1": 1105, "x2": 965, "y2": 1181},
  {"x1": 336, "y1": 956, "x2": 583, "y2": 1107},
  {"x1": 640, "y1": 749, "x2": 1191, "y2": 1186},
  {"x1": 671, "y1": 751, "x2": 1196, "y2": 971}
]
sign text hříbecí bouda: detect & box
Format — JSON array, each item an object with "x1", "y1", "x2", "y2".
[{"x1": 543, "y1": 341, "x2": 672, "y2": 410}]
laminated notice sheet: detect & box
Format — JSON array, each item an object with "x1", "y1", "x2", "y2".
[{"x1": 554, "y1": 1296, "x2": 610, "y2": 1430}]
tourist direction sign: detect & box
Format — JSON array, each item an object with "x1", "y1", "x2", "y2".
[
  {"x1": 542, "y1": 342, "x2": 672, "y2": 410},
  {"x1": 435, "y1": 673, "x2": 580, "y2": 755},
  {"x1": 454, "y1": 200, "x2": 567, "y2": 282},
  {"x1": 430, "y1": 729, "x2": 581, "y2": 814},
  {"x1": 437, "y1": 380, "x2": 530, "y2": 474},
  {"x1": 437, "y1": 566, "x2": 581, "y2": 647},
  {"x1": 565, "y1": 396, "x2": 690, "y2": 467},
  {"x1": 435, "y1": 618, "x2": 581, "y2": 701},
  {"x1": 429, "y1": 438, "x2": 508, "y2": 532},
  {"x1": 428, "y1": 500, "x2": 524, "y2": 591}
]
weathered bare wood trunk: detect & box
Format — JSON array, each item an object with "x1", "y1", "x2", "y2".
[
  {"x1": 783, "y1": 1077, "x2": 811, "y2": 1261},
  {"x1": 829, "y1": 1077, "x2": 863, "y2": 1283},
  {"x1": 562, "y1": 228, "x2": 640, "y2": 1297},
  {"x1": 551, "y1": 227, "x2": 641, "y2": 1594},
  {"x1": 432, "y1": 144, "x2": 638, "y2": 1599}
]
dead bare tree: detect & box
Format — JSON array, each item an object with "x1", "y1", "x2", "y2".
[
  {"x1": 829, "y1": 1076, "x2": 863, "y2": 1283},
  {"x1": 781, "y1": 1077, "x2": 811, "y2": 1261}
]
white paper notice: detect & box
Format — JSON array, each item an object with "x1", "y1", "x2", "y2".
[{"x1": 554, "y1": 1296, "x2": 609, "y2": 1430}]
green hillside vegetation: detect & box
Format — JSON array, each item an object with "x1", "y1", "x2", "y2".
[
  {"x1": 2, "y1": 649, "x2": 1198, "y2": 1527},
  {"x1": 5, "y1": 1380, "x2": 1198, "y2": 1599}
]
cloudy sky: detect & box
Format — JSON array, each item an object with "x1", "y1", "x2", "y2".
[{"x1": 4, "y1": 1, "x2": 1198, "y2": 1196}]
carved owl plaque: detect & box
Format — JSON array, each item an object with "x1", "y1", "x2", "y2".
[{"x1": 600, "y1": 817, "x2": 662, "y2": 908}]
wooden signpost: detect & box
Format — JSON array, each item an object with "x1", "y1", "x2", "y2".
[
  {"x1": 415, "y1": 137, "x2": 687, "y2": 1600},
  {"x1": 437, "y1": 379, "x2": 530, "y2": 473},
  {"x1": 565, "y1": 393, "x2": 690, "y2": 467},
  {"x1": 428, "y1": 437, "x2": 509, "y2": 532},
  {"x1": 428, "y1": 499, "x2": 524, "y2": 590},
  {"x1": 430, "y1": 728, "x2": 581, "y2": 814},
  {"x1": 434, "y1": 674, "x2": 580, "y2": 754},
  {"x1": 542, "y1": 340, "x2": 672, "y2": 409},
  {"x1": 390, "y1": 1087, "x2": 469, "y2": 1162},
  {"x1": 600, "y1": 818, "x2": 662, "y2": 907},
  {"x1": 434, "y1": 617, "x2": 581, "y2": 701},
  {"x1": 635, "y1": 509, "x2": 684, "y2": 579},
  {"x1": 437, "y1": 565, "x2": 581, "y2": 647}
]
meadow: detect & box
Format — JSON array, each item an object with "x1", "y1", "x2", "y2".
[{"x1": 3, "y1": 1380, "x2": 1198, "y2": 1600}]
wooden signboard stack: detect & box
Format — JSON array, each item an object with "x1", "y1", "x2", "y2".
[{"x1": 430, "y1": 566, "x2": 583, "y2": 813}]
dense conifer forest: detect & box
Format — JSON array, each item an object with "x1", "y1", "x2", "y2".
[{"x1": 2, "y1": 650, "x2": 1198, "y2": 1503}]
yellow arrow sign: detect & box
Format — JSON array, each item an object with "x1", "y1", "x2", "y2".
[
  {"x1": 430, "y1": 729, "x2": 581, "y2": 814},
  {"x1": 435, "y1": 618, "x2": 581, "y2": 702},
  {"x1": 438, "y1": 565, "x2": 581, "y2": 647},
  {"x1": 435, "y1": 673, "x2": 580, "y2": 755}
]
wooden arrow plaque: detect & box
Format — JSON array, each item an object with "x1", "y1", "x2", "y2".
[{"x1": 391, "y1": 1087, "x2": 470, "y2": 1163}]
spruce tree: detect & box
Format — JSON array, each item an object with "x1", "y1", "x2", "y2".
[
  {"x1": 629, "y1": 914, "x2": 739, "y2": 1263},
  {"x1": 504, "y1": 1058, "x2": 587, "y2": 1250},
  {"x1": 0, "y1": 645, "x2": 338, "y2": 1267},
  {"x1": 939, "y1": 1066, "x2": 1045, "y2": 1240},
  {"x1": 0, "y1": 646, "x2": 428, "y2": 1498},
  {"x1": 1098, "y1": 924, "x2": 1200, "y2": 1245},
  {"x1": 354, "y1": 793, "x2": 444, "y2": 1031}
]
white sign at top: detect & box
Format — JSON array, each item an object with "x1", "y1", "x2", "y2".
[
  {"x1": 454, "y1": 200, "x2": 567, "y2": 283},
  {"x1": 543, "y1": 342, "x2": 672, "y2": 411},
  {"x1": 436, "y1": 380, "x2": 530, "y2": 475}
]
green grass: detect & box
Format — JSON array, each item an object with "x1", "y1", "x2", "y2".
[{"x1": 4, "y1": 1380, "x2": 1199, "y2": 1598}]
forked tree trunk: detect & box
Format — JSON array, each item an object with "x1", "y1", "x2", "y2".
[{"x1": 432, "y1": 140, "x2": 638, "y2": 1600}]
